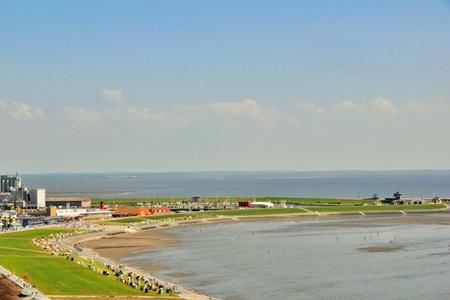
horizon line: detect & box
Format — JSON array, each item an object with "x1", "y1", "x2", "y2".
[{"x1": 6, "y1": 168, "x2": 450, "y2": 176}]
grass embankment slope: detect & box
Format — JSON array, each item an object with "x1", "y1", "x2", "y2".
[
  {"x1": 0, "y1": 228, "x2": 170, "y2": 297},
  {"x1": 92, "y1": 197, "x2": 370, "y2": 206},
  {"x1": 104, "y1": 204, "x2": 446, "y2": 225},
  {"x1": 105, "y1": 208, "x2": 308, "y2": 224},
  {"x1": 306, "y1": 204, "x2": 446, "y2": 212}
]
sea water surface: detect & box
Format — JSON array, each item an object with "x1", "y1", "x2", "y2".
[
  {"x1": 21, "y1": 170, "x2": 450, "y2": 198},
  {"x1": 124, "y1": 217, "x2": 450, "y2": 300}
]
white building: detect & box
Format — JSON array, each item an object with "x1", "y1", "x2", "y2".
[
  {"x1": 250, "y1": 202, "x2": 275, "y2": 208},
  {"x1": 29, "y1": 188, "x2": 46, "y2": 208},
  {"x1": 50, "y1": 208, "x2": 111, "y2": 218}
]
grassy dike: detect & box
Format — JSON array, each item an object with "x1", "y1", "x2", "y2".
[
  {"x1": 0, "y1": 228, "x2": 167, "y2": 297},
  {"x1": 103, "y1": 204, "x2": 447, "y2": 225},
  {"x1": 92, "y1": 197, "x2": 371, "y2": 206},
  {"x1": 103, "y1": 208, "x2": 308, "y2": 224},
  {"x1": 305, "y1": 204, "x2": 446, "y2": 212}
]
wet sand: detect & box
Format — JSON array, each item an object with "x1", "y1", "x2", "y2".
[
  {"x1": 358, "y1": 245, "x2": 403, "y2": 253},
  {"x1": 80, "y1": 229, "x2": 178, "y2": 264},
  {"x1": 320, "y1": 212, "x2": 450, "y2": 228},
  {"x1": 50, "y1": 297, "x2": 179, "y2": 300},
  {"x1": 82, "y1": 212, "x2": 450, "y2": 265}
]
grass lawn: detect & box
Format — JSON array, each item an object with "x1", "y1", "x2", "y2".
[
  {"x1": 0, "y1": 228, "x2": 170, "y2": 296},
  {"x1": 103, "y1": 208, "x2": 309, "y2": 224},
  {"x1": 103, "y1": 204, "x2": 446, "y2": 224},
  {"x1": 92, "y1": 196, "x2": 370, "y2": 206},
  {"x1": 305, "y1": 204, "x2": 446, "y2": 212}
]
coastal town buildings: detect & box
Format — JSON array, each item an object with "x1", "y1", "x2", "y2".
[
  {"x1": 0, "y1": 174, "x2": 46, "y2": 209},
  {"x1": 0, "y1": 175, "x2": 22, "y2": 193},
  {"x1": 47, "y1": 207, "x2": 112, "y2": 218}
]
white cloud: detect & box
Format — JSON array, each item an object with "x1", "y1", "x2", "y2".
[
  {"x1": 338, "y1": 100, "x2": 357, "y2": 111},
  {"x1": 297, "y1": 98, "x2": 399, "y2": 117},
  {"x1": 296, "y1": 102, "x2": 325, "y2": 114},
  {"x1": 210, "y1": 99, "x2": 261, "y2": 118},
  {"x1": 63, "y1": 107, "x2": 103, "y2": 124},
  {"x1": 209, "y1": 99, "x2": 279, "y2": 122},
  {"x1": 120, "y1": 106, "x2": 167, "y2": 122},
  {"x1": 367, "y1": 98, "x2": 397, "y2": 114},
  {"x1": 63, "y1": 105, "x2": 168, "y2": 126},
  {"x1": 63, "y1": 97, "x2": 291, "y2": 129},
  {"x1": 100, "y1": 88, "x2": 122, "y2": 104},
  {"x1": 64, "y1": 88, "x2": 171, "y2": 127},
  {"x1": 0, "y1": 100, "x2": 45, "y2": 121}
]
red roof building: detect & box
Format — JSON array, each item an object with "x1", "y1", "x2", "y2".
[
  {"x1": 112, "y1": 206, "x2": 171, "y2": 217},
  {"x1": 149, "y1": 206, "x2": 171, "y2": 214},
  {"x1": 112, "y1": 207, "x2": 151, "y2": 217}
]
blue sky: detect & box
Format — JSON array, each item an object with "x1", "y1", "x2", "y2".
[{"x1": 1, "y1": 0, "x2": 450, "y2": 172}]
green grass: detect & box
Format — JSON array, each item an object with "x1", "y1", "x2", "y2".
[
  {"x1": 92, "y1": 196, "x2": 370, "y2": 206},
  {"x1": 255, "y1": 197, "x2": 373, "y2": 205},
  {"x1": 103, "y1": 204, "x2": 446, "y2": 224},
  {"x1": 0, "y1": 228, "x2": 171, "y2": 296},
  {"x1": 103, "y1": 208, "x2": 309, "y2": 224},
  {"x1": 305, "y1": 204, "x2": 446, "y2": 212}
]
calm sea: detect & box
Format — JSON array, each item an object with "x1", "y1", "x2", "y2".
[
  {"x1": 21, "y1": 170, "x2": 450, "y2": 198},
  {"x1": 124, "y1": 217, "x2": 450, "y2": 300}
]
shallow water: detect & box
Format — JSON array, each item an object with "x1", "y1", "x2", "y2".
[{"x1": 124, "y1": 217, "x2": 450, "y2": 300}]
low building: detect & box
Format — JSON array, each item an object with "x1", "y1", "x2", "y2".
[
  {"x1": 381, "y1": 191, "x2": 403, "y2": 204},
  {"x1": 250, "y1": 202, "x2": 274, "y2": 208},
  {"x1": 47, "y1": 207, "x2": 111, "y2": 218},
  {"x1": 112, "y1": 207, "x2": 151, "y2": 217},
  {"x1": 21, "y1": 217, "x2": 45, "y2": 227},
  {"x1": 149, "y1": 206, "x2": 171, "y2": 214},
  {"x1": 381, "y1": 192, "x2": 443, "y2": 205},
  {"x1": 112, "y1": 206, "x2": 172, "y2": 217},
  {"x1": 45, "y1": 197, "x2": 91, "y2": 208},
  {"x1": 238, "y1": 201, "x2": 252, "y2": 208}
]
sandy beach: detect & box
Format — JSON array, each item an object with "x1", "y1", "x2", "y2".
[{"x1": 80, "y1": 229, "x2": 179, "y2": 265}]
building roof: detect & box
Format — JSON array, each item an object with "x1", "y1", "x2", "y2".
[{"x1": 112, "y1": 207, "x2": 150, "y2": 216}]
